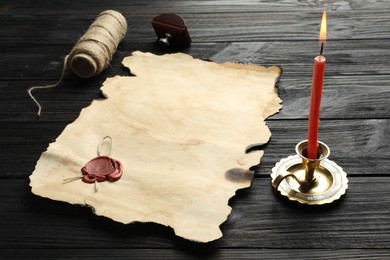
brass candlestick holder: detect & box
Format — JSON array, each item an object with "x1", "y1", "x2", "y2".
[{"x1": 271, "y1": 140, "x2": 348, "y2": 205}]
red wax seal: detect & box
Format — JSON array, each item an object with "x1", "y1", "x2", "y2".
[{"x1": 81, "y1": 156, "x2": 123, "y2": 183}]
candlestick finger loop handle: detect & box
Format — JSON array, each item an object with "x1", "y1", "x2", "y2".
[
  {"x1": 272, "y1": 171, "x2": 300, "y2": 192},
  {"x1": 271, "y1": 140, "x2": 348, "y2": 205}
]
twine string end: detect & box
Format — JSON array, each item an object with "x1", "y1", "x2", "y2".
[{"x1": 27, "y1": 55, "x2": 69, "y2": 116}]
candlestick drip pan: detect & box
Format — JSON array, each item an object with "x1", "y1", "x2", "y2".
[{"x1": 271, "y1": 140, "x2": 348, "y2": 205}]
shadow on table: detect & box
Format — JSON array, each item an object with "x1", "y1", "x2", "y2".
[{"x1": 26, "y1": 190, "x2": 222, "y2": 256}]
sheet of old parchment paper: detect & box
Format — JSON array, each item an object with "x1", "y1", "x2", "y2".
[{"x1": 29, "y1": 51, "x2": 282, "y2": 242}]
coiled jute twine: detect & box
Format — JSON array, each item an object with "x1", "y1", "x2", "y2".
[{"x1": 28, "y1": 10, "x2": 127, "y2": 116}]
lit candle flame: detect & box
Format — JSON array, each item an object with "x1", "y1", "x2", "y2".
[{"x1": 319, "y1": 11, "x2": 327, "y2": 45}]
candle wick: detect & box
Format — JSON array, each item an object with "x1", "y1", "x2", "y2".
[{"x1": 320, "y1": 42, "x2": 324, "y2": 56}]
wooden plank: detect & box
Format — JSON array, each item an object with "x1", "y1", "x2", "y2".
[
  {"x1": 3, "y1": 74, "x2": 389, "y2": 121},
  {"x1": 3, "y1": 40, "x2": 390, "y2": 80},
  {"x1": 2, "y1": 0, "x2": 390, "y2": 15},
  {"x1": 1, "y1": 248, "x2": 390, "y2": 259},
  {"x1": 0, "y1": 44, "x2": 228, "y2": 81},
  {"x1": 2, "y1": 10, "x2": 390, "y2": 45},
  {"x1": 1, "y1": 41, "x2": 390, "y2": 121},
  {"x1": 2, "y1": 119, "x2": 388, "y2": 178},
  {"x1": 210, "y1": 40, "x2": 390, "y2": 76},
  {"x1": 3, "y1": 76, "x2": 390, "y2": 121},
  {"x1": 274, "y1": 75, "x2": 390, "y2": 120},
  {"x1": 0, "y1": 177, "x2": 389, "y2": 249},
  {"x1": 258, "y1": 119, "x2": 390, "y2": 176}
]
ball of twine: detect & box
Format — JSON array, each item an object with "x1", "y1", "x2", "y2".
[
  {"x1": 28, "y1": 10, "x2": 127, "y2": 116},
  {"x1": 69, "y1": 10, "x2": 127, "y2": 78}
]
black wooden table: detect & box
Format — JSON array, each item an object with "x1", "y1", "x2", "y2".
[{"x1": 1, "y1": 1, "x2": 390, "y2": 259}]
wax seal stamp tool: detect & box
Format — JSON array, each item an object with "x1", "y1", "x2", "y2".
[{"x1": 152, "y1": 14, "x2": 191, "y2": 48}]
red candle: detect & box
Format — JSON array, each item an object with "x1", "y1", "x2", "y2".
[{"x1": 307, "y1": 11, "x2": 327, "y2": 159}]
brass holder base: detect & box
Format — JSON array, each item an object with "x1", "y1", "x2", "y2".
[{"x1": 271, "y1": 140, "x2": 348, "y2": 205}]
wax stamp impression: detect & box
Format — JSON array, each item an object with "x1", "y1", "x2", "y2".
[
  {"x1": 63, "y1": 136, "x2": 122, "y2": 190},
  {"x1": 81, "y1": 156, "x2": 122, "y2": 183}
]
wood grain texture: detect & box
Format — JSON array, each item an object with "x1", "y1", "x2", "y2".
[
  {"x1": 0, "y1": 177, "x2": 389, "y2": 249},
  {"x1": 3, "y1": 75, "x2": 390, "y2": 121},
  {"x1": 1, "y1": 0, "x2": 390, "y2": 257},
  {"x1": 1, "y1": 41, "x2": 390, "y2": 122},
  {"x1": 3, "y1": 40, "x2": 390, "y2": 80},
  {"x1": 2, "y1": 119, "x2": 388, "y2": 178},
  {"x1": 3, "y1": 0, "x2": 390, "y2": 15},
  {"x1": 2, "y1": 9, "x2": 390, "y2": 46},
  {"x1": 2, "y1": 249, "x2": 390, "y2": 260}
]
